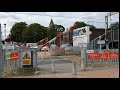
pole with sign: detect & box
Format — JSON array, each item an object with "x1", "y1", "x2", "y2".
[
  {"x1": 0, "y1": 23, "x2": 3, "y2": 78},
  {"x1": 97, "y1": 36, "x2": 105, "y2": 53},
  {"x1": 99, "y1": 36, "x2": 102, "y2": 53},
  {"x1": 79, "y1": 43, "x2": 87, "y2": 71}
]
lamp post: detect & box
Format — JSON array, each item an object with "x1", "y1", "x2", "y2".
[
  {"x1": 4, "y1": 24, "x2": 6, "y2": 50},
  {"x1": 4, "y1": 24, "x2": 6, "y2": 40},
  {"x1": 105, "y1": 12, "x2": 119, "y2": 49},
  {"x1": 105, "y1": 16, "x2": 109, "y2": 49},
  {"x1": 0, "y1": 23, "x2": 4, "y2": 78}
]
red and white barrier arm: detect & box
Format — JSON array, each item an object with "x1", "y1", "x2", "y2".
[
  {"x1": 37, "y1": 24, "x2": 77, "y2": 51},
  {"x1": 36, "y1": 37, "x2": 48, "y2": 44}
]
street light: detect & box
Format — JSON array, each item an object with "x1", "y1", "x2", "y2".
[
  {"x1": 4, "y1": 24, "x2": 6, "y2": 40},
  {"x1": 0, "y1": 23, "x2": 4, "y2": 78},
  {"x1": 4, "y1": 24, "x2": 6, "y2": 50},
  {"x1": 105, "y1": 12, "x2": 119, "y2": 49},
  {"x1": 105, "y1": 15, "x2": 109, "y2": 49}
]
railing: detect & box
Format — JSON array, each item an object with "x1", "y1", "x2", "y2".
[
  {"x1": 2, "y1": 49, "x2": 20, "y2": 77},
  {"x1": 88, "y1": 29, "x2": 119, "y2": 50},
  {"x1": 85, "y1": 49, "x2": 119, "y2": 67}
]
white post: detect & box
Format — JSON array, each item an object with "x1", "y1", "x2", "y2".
[
  {"x1": 85, "y1": 26, "x2": 90, "y2": 43},
  {"x1": 52, "y1": 60, "x2": 55, "y2": 73},
  {"x1": 80, "y1": 44, "x2": 86, "y2": 71},
  {"x1": 72, "y1": 61, "x2": 76, "y2": 75},
  {"x1": 99, "y1": 36, "x2": 101, "y2": 53}
]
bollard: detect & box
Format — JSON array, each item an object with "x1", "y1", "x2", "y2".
[
  {"x1": 52, "y1": 60, "x2": 55, "y2": 73},
  {"x1": 80, "y1": 58, "x2": 85, "y2": 71},
  {"x1": 72, "y1": 61, "x2": 76, "y2": 75}
]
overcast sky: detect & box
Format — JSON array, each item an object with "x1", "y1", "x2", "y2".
[{"x1": 0, "y1": 12, "x2": 119, "y2": 40}]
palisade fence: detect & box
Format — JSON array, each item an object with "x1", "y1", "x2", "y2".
[
  {"x1": 85, "y1": 49, "x2": 119, "y2": 67},
  {"x1": 2, "y1": 48, "x2": 37, "y2": 77},
  {"x1": 53, "y1": 42, "x2": 119, "y2": 67},
  {"x1": 2, "y1": 49, "x2": 20, "y2": 77}
]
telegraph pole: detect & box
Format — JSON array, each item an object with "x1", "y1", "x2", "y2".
[
  {"x1": 105, "y1": 15, "x2": 109, "y2": 49},
  {"x1": 0, "y1": 23, "x2": 3, "y2": 78},
  {"x1": 4, "y1": 24, "x2": 6, "y2": 40}
]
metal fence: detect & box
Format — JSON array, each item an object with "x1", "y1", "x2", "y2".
[
  {"x1": 2, "y1": 49, "x2": 20, "y2": 77},
  {"x1": 2, "y1": 48, "x2": 37, "y2": 77},
  {"x1": 85, "y1": 49, "x2": 119, "y2": 67}
]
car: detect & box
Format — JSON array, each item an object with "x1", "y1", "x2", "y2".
[{"x1": 41, "y1": 46, "x2": 49, "y2": 51}]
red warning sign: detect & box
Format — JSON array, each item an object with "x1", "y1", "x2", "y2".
[
  {"x1": 109, "y1": 53, "x2": 118, "y2": 59},
  {"x1": 88, "y1": 53, "x2": 99, "y2": 59},
  {"x1": 10, "y1": 52, "x2": 19, "y2": 60},
  {"x1": 99, "y1": 53, "x2": 109, "y2": 59}
]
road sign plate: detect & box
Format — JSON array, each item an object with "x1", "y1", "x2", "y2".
[
  {"x1": 86, "y1": 50, "x2": 94, "y2": 53},
  {"x1": 97, "y1": 40, "x2": 105, "y2": 44}
]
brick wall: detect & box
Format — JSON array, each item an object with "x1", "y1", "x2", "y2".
[{"x1": 90, "y1": 28, "x2": 105, "y2": 41}]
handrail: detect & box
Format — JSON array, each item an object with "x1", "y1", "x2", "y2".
[{"x1": 90, "y1": 30, "x2": 112, "y2": 43}]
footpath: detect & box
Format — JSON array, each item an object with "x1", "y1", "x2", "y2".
[{"x1": 10, "y1": 67, "x2": 119, "y2": 78}]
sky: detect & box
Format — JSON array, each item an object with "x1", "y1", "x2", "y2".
[{"x1": 0, "y1": 12, "x2": 119, "y2": 40}]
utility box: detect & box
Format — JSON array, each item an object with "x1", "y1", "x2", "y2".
[{"x1": 19, "y1": 48, "x2": 37, "y2": 69}]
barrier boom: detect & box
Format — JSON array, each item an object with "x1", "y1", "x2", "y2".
[
  {"x1": 37, "y1": 24, "x2": 77, "y2": 51},
  {"x1": 36, "y1": 37, "x2": 48, "y2": 44}
]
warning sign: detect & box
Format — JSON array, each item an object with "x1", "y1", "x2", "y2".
[
  {"x1": 88, "y1": 53, "x2": 99, "y2": 59},
  {"x1": 11, "y1": 52, "x2": 19, "y2": 60},
  {"x1": 99, "y1": 53, "x2": 109, "y2": 59},
  {"x1": 22, "y1": 52, "x2": 31, "y2": 65},
  {"x1": 109, "y1": 53, "x2": 118, "y2": 59}
]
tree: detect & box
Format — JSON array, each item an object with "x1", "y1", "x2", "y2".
[
  {"x1": 22, "y1": 23, "x2": 48, "y2": 43},
  {"x1": 48, "y1": 24, "x2": 58, "y2": 40},
  {"x1": 10, "y1": 22, "x2": 28, "y2": 42},
  {"x1": 74, "y1": 21, "x2": 96, "y2": 29},
  {"x1": 109, "y1": 22, "x2": 119, "y2": 30},
  {"x1": 74, "y1": 21, "x2": 87, "y2": 29}
]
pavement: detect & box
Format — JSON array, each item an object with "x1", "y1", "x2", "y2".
[{"x1": 9, "y1": 66, "x2": 119, "y2": 78}]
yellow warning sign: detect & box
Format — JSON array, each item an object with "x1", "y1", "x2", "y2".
[
  {"x1": 22, "y1": 52, "x2": 31, "y2": 65},
  {"x1": 23, "y1": 52, "x2": 30, "y2": 59}
]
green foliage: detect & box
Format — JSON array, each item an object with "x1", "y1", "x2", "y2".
[
  {"x1": 10, "y1": 22, "x2": 27, "y2": 42},
  {"x1": 10, "y1": 22, "x2": 48, "y2": 43},
  {"x1": 22, "y1": 23, "x2": 48, "y2": 43},
  {"x1": 48, "y1": 25, "x2": 58, "y2": 40},
  {"x1": 109, "y1": 22, "x2": 119, "y2": 30},
  {"x1": 75, "y1": 21, "x2": 87, "y2": 29},
  {"x1": 74, "y1": 21, "x2": 96, "y2": 29}
]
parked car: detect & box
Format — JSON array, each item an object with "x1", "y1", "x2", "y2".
[{"x1": 41, "y1": 46, "x2": 49, "y2": 51}]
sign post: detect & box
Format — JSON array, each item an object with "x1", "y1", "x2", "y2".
[
  {"x1": 0, "y1": 23, "x2": 3, "y2": 78},
  {"x1": 97, "y1": 36, "x2": 105, "y2": 53},
  {"x1": 79, "y1": 43, "x2": 87, "y2": 71}
]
